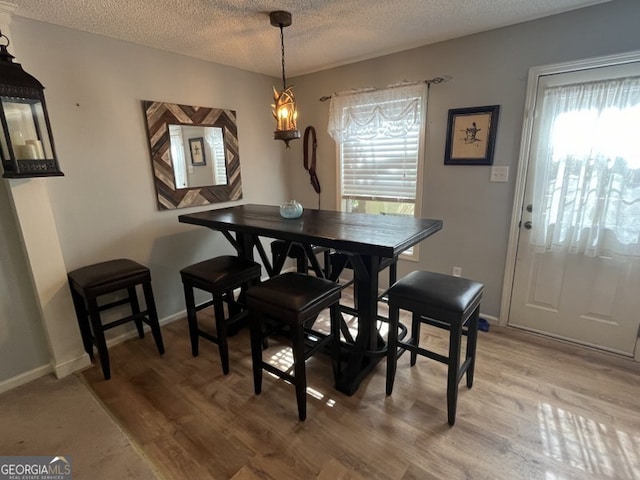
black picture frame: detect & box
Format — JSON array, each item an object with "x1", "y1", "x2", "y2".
[
  {"x1": 444, "y1": 105, "x2": 500, "y2": 165},
  {"x1": 188, "y1": 137, "x2": 206, "y2": 166}
]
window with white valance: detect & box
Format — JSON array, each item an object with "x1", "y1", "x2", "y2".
[{"x1": 327, "y1": 82, "x2": 427, "y2": 258}]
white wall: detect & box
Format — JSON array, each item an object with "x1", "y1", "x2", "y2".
[
  {"x1": 286, "y1": 0, "x2": 640, "y2": 320},
  {"x1": 0, "y1": 180, "x2": 50, "y2": 383},
  {"x1": 0, "y1": 17, "x2": 290, "y2": 385}
]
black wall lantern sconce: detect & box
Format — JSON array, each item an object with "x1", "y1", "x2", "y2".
[
  {"x1": 0, "y1": 30, "x2": 63, "y2": 178},
  {"x1": 270, "y1": 10, "x2": 300, "y2": 148}
]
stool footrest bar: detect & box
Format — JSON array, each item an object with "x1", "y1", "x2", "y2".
[{"x1": 102, "y1": 311, "x2": 149, "y2": 331}]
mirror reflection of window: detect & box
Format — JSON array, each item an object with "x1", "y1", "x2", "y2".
[
  {"x1": 168, "y1": 125, "x2": 187, "y2": 188},
  {"x1": 168, "y1": 125, "x2": 229, "y2": 189},
  {"x1": 206, "y1": 128, "x2": 227, "y2": 185}
]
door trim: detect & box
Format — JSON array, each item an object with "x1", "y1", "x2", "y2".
[{"x1": 499, "y1": 49, "x2": 640, "y2": 327}]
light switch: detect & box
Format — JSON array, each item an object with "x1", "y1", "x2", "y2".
[{"x1": 490, "y1": 166, "x2": 509, "y2": 182}]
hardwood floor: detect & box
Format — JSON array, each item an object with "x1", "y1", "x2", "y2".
[{"x1": 81, "y1": 302, "x2": 640, "y2": 480}]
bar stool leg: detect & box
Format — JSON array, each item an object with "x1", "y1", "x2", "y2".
[
  {"x1": 128, "y1": 286, "x2": 145, "y2": 339},
  {"x1": 447, "y1": 320, "x2": 463, "y2": 426},
  {"x1": 250, "y1": 311, "x2": 264, "y2": 395},
  {"x1": 213, "y1": 294, "x2": 230, "y2": 375},
  {"x1": 296, "y1": 255, "x2": 308, "y2": 274},
  {"x1": 292, "y1": 324, "x2": 307, "y2": 421},
  {"x1": 183, "y1": 283, "x2": 199, "y2": 356},
  {"x1": 87, "y1": 296, "x2": 111, "y2": 380},
  {"x1": 323, "y1": 250, "x2": 331, "y2": 278},
  {"x1": 388, "y1": 260, "x2": 397, "y2": 285},
  {"x1": 386, "y1": 305, "x2": 400, "y2": 396},
  {"x1": 142, "y1": 281, "x2": 165, "y2": 355},
  {"x1": 330, "y1": 303, "x2": 341, "y2": 384},
  {"x1": 410, "y1": 312, "x2": 421, "y2": 366},
  {"x1": 70, "y1": 289, "x2": 94, "y2": 359},
  {"x1": 466, "y1": 307, "x2": 480, "y2": 388}
]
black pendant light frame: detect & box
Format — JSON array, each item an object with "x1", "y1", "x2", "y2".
[{"x1": 270, "y1": 10, "x2": 300, "y2": 147}]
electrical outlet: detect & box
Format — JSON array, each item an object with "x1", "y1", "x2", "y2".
[{"x1": 452, "y1": 266, "x2": 462, "y2": 277}]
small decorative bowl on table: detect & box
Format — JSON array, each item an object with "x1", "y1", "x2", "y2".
[{"x1": 279, "y1": 200, "x2": 304, "y2": 219}]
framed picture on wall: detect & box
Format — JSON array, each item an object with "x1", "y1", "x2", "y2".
[
  {"x1": 189, "y1": 137, "x2": 206, "y2": 166},
  {"x1": 444, "y1": 105, "x2": 500, "y2": 165}
]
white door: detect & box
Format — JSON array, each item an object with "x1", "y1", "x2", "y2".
[{"x1": 507, "y1": 54, "x2": 640, "y2": 357}]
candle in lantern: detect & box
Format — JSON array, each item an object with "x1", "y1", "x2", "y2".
[
  {"x1": 26, "y1": 139, "x2": 45, "y2": 158},
  {"x1": 15, "y1": 144, "x2": 37, "y2": 159}
]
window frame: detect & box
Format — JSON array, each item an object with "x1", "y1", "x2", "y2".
[{"x1": 333, "y1": 87, "x2": 427, "y2": 261}]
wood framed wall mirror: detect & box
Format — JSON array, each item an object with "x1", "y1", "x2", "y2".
[{"x1": 142, "y1": 100, "x2": 243, "y2": 210}]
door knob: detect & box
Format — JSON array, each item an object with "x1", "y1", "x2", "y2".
[{"x1": 524, "y1": 221, "x2": 532, "y2": 229}]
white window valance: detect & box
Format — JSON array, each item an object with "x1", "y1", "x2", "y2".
[{"x1": 327, "y1": 83, "x2": 427, "y2": 144}]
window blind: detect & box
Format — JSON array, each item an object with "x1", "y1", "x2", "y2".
[
  {"x1": 328, "y1": 83, "x2": 426, "y2": 204},
  {"x1": 341, "y1": 127, "x2": 420, "y2": 202}
]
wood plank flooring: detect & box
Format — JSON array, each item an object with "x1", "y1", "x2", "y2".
[{"x1": 81, "y1": 303, "x2": 640, "y2": 480}]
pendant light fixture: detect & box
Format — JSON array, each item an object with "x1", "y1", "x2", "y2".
[
  {"x1": 270, "y1": 10, "x2": 300, "y2": 148},
  {"x1": 0, "y1": 30, "x2": 63, "y2": 178}
]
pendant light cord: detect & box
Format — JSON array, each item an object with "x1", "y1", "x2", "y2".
[{"x1": 280, "y1": 26, "x2": 287, "y2": 90}]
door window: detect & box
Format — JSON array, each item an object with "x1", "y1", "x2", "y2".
[{"x1": 530, "y1": 73, "x2": 640, "y2": 258}]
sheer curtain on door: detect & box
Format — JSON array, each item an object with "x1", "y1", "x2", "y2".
[{"x1": 530, "y1": 76, "x2": 640, "y2": 258}]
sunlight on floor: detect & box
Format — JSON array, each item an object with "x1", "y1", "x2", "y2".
[
  {"x1": 267, "y1": 347, "x2": 337, "y2": 408},
  {"x1": 538, "y1": 402, "x2": 640, "y2": 479},
  {"x1": 268, "y1": 346, "x2": 294, "y2": 372},
  {"x1": 307, "y1": 387, "x2": 336, "y2": 407}
]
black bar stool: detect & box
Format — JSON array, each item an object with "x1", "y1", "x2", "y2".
[
  {"x1": 67, "y1": 259, "x2": 165, "y2": 380},
  {"x1": 180, "y1": 255, "x2": 261, "y2": 374},
  {"x1": 247, "y1": 272, "x2": 342, "y2": 421},
  {"x1": 385, "y1": 270, "x2": 484, "y2": 425},
  {"x1": 270, "y1": 240, "x2": 331, "y2": 277}
]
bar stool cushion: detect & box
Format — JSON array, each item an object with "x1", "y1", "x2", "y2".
[
  {"x1": 69, "y1": 259, "x2": 150, "y2": 293},
  {"x1": 387, "y1": 270, "x2": 483, "y2": 323},
  {"x1": 181, "y1": 256, "x2": 261, "y2": 291},
  {"x1": 247, "y1": 272, "x2": 341, "y2": 323}
]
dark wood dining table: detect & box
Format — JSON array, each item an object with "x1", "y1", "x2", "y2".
[{"x1": 179, "y1": 203, "x2": 443, "y2": 395}]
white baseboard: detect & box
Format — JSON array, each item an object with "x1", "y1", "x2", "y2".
[
  {"x1": 104, "y1": 309, "x2": 185, "y2": 349},
  {"x1": 0, "y1": 363, "x2": 53, "y2": 395},
  {"x1": 1, "y1": 311, "x2": 187, "y2": 394},
  {"x1": 480, "y1": 313, "x2": 499, "y2": 324},
  {"x1": 53, "y1": 353, "x2": 92, "y2": 379},
  {"x1": 160, "y1": 310, "x2": 186, "y2": 326}
]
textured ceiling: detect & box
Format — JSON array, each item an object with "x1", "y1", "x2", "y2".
[{"x1": 8, "y1": 0, "x2": 610, "y2": 77}]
